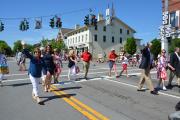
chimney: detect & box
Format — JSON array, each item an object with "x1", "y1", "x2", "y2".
[
  {"x1": 97, "y1": 14, "x2": 104, "y2": 21},
  {"x1": 75, "y1": 24, "x2": 80, "y2": 29}
]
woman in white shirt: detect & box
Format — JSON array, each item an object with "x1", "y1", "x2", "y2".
[{"x1": 119, "y1": 52, "x2": 129, "y2": 78}]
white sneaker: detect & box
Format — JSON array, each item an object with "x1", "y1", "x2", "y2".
[
  {"x1": 163, "y1": 86, "x2": 167, "y2": 91},
  {"x1": 36, "y1": 96, "x2": 41, "y2": 104}
]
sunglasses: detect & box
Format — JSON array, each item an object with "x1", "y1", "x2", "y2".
[{"x1": 34, "y1": 51, "x2": 41, "y2": 54}]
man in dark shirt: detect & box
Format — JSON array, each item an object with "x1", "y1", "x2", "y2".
[
  {"x1": 138, "y1": 42, "x2": 158, "y2": 95},
  {"x1": 167, "y1": 47, "x2": 180, "y2": 88}
]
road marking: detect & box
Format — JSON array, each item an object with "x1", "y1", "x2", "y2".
[
  {"x1": 5, "y1": 68, "x2": 142, "y2": 77},
  {"x1": 51, "y1": 85, "x2": 109, "y2": 120},
  {"x1": 3, "y1": 72, "x2": 180, "y2": 99},
  {"x1": 2, "y1": 70, "x2": 156, "y2": 83},
  {"x1": 103, "y1": 78, "x2": 180, "y2": 99}
]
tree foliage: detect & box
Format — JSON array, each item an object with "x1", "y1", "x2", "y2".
[
  {"x1": 13, "y1": 40, "x2": 22, "y2": 52},
  {"x1": 124, "y1": 37, "x2": 137, "y2": 55},
  {"x1": 40, "y1": 38, "x2": 66, "y2": 51},
  {"x1": 169, "y1": 38, "x2": 180, "y2": 53},
  {"x1": 150, "y1": 39, "x2": 161, "y2": 60},
  {"x1": 0, "y1": 40, "x2": 12, "y2": 55}
]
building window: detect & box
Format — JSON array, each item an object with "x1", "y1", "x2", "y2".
[
  {"x1": 94, "y1": 34, "x2": 97, "y2": 41},
  {"x1": 112, "y1": 36, "x2": 114, "y2": 43},
  {"x1": 82, "y1": 35, "x2": 84, "y2": 42},
  {"x1": 103, "y1": 35, "x2": 106, "y2": 42},
  {"x1": 95, "y1": 26, "x2": 98, "y2": 30},
  {"x1": 78, "y1": 36, "x2": 80, "y2": 42},
  {"x1": 120, "y1": 37, "x2": 122, "y2": 44},
  {"x1": 170, "y1": 11, "x2": 176, "y2": 27},
  {"x1": 120, "y1": 28, "x2": 122, "y2": 34},
  {"x1": 127, "y1": 30, "x2": 130, "y2": 35},
  {"x1": 103, "y1": 26, "x2": 106, "y2": 31}
]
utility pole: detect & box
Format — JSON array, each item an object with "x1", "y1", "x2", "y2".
[{"x1": 161, "y1": 0, "x2": 170, "y2": 55}]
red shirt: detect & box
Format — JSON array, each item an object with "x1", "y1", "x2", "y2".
[
  {"x1": 81, "y1": 52, "x2": 92, "y2": 62},
  {"x1": 108, "y1": 52, "x2": 118, "y2": 61}
]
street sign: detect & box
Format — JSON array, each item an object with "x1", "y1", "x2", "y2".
[{"x1": 162, "y1": 11, "x2": 169, "y2": 25}]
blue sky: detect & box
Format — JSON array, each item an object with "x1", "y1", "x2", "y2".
[{"x1": 0, "y1": 0, "x2": 162, "y2": 47}]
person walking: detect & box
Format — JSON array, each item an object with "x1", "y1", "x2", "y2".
[
  {"x1": 53, "y1": 49, "x2": 62, "y2": 83},
  {"x1": 108, "y1": 48, "x2": 118, "y2": 77},
  {"x1": 42, "y1": 45, "x2": 55, "y2": 92},
  {"x1": 0, "y1": 52, "x2": 9, "y2": 86},
  {"x1": 156, "y1": 49, "x2": 174, "y2": 90},
  {"x1": 119, "y1": 52, "x2": 129, "y2": 78},
  {"x1": 81, "y1": 48, "x2": 92, "y2": 80},
  {"x1": 67, "y1": 49, "x2": 77, "y2": 81},
  {"x1": 137, "y1": 42, "x2": 158, "y2": 95},
  {"x1": 22, "y1": 44, "x2": 44, "y2": 104},
  {"x1": 167, "y1": 47, "x2": 180, "y2": 88}
]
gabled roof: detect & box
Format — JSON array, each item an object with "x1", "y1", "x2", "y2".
[
  {"x1": 65, "y1": 16, "x2": 136, "y2": 36},
  {"x1": 112, "y1": 17, "x2": 136, "y2": 33},
  {"x1": 61, "y1": 28, "x2": 74, "y2": 35}
]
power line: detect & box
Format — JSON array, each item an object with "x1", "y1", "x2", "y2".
[{"x1": 0, "y1": 8, "x2": 94, "y2": 20}]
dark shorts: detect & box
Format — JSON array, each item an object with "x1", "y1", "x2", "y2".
[
  {"x1": 43, "y1": 68, "x2": 54, "y2": 75},
  {"x1": 109, "y1": 61, "x2": 115, "y2": 69}
]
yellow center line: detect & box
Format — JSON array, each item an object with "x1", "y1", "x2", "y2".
[{"x1": 51, "y1": 85, "x2": 109, "y2": 120}]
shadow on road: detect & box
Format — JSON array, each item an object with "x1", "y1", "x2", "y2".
[
  {"x1": 40, "y1": 93, "x2": 76, "y2": 105},
  {"x1": 2, "y1": 82, "x2": 31, "y2": 87},
  {"x1": 59, "y1": 86, "x2": 82, "y2": 91}
]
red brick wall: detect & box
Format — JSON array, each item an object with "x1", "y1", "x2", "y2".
[
  {"x1": 162, "y1": 0, "x2": 180, "y2": 28},
  {"x1": 162, "y1": 0, "x2": 180, "y2": 11}
]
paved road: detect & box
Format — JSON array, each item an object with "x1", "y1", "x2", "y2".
[{"x1": 0, "y1": 59, "x2": 180, "y2": 120}]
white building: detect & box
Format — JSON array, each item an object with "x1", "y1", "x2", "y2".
[{"x1": 64, "y1": 9, "x2": 136, "y2": 58}]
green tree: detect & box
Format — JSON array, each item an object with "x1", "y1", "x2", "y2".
[
  {"x1": 13, "y1": 40, "x2": 22, "y2": 53},
  {"x1": 169, "y1": 38, "x2": 180, "y2": 53},
  {"x1": 124, "y1": 37, "x2": 137, "y2": 55},
  {"x1": 40, "y1": 38, "x2": 67, "y2": 51},
  {"x1": 150, "y1": 39, "x2": 161, "y2": 60},
  {"x1": 0, "y1": 40, "x2": 12, "y2": 55}
]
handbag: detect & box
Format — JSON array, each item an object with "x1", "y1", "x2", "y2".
[{"x1": 75, "y1": 66, "x2": 80, "y2": 74}]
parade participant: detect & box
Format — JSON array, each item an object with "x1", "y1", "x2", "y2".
[
  {"x1": 156, "y1": 49, "x2": 174, "y2": 90},
  {"x1": 167, "y1": 47, "x2": 180, "y2": 88},
  {"x1": 53, "y1": 49, "x2": 62, "y2": 83},
  {"x1": 137, "y1": 42, "x2": 158, "y2": 95},
  {"x1": 0, "y1": 52, "x2": 9, "y2": 86},
  {"x1": 42, "y1": 45, "x2": 55, "y2": 92},
  {"x1": 119, "y1": 52, "x2": 129, "y2": 78},
  {"x1": 17, "y1": 50, "x2": 26, "y2": 71},
  {"x1": 22, "y1": 44, "x2": 44, "y2": 104},
  {"x1": 81, "y1": 48, "x2": 92, "y2": 80},
  {"x1": 67, "y1": 49, "x2": 77, "y2": 80},
  {"x1": 108, "y1": 48, "x2": 118, "y2": 77}
]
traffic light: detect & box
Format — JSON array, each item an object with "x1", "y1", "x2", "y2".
[
  {"x1": 50, "y1": 17, "x2": 55, "y2": 28},
  {"x1": 94, "y1": 16, "x2": 97, "y2": 27},
  {"x1": 91, "y1": 14, "x2": 95, "y2": 25},
  {"x1": 0, "y1": 22, "x2": 4, "y2": 32},
  {"x1": 25, "y1": 20, "x2": 29, "y2": 30},
  {"x1": 56, "y1": 18, "x2": 62, "y2": 28},
  {"x1": 20, "y1": 21, "x2": 25, "y2": 31},
  {"x1": 84, "y1": 15, "x2": 89, "y2": 25}
]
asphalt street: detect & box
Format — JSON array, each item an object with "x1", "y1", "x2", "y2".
[{"x1": 0, "y1": 58, "x2": 180, "y2": 120}]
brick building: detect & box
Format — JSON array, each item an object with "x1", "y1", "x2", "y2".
[{"x1": 162, "y1": 0, "x2": 180, "y2": 38}]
